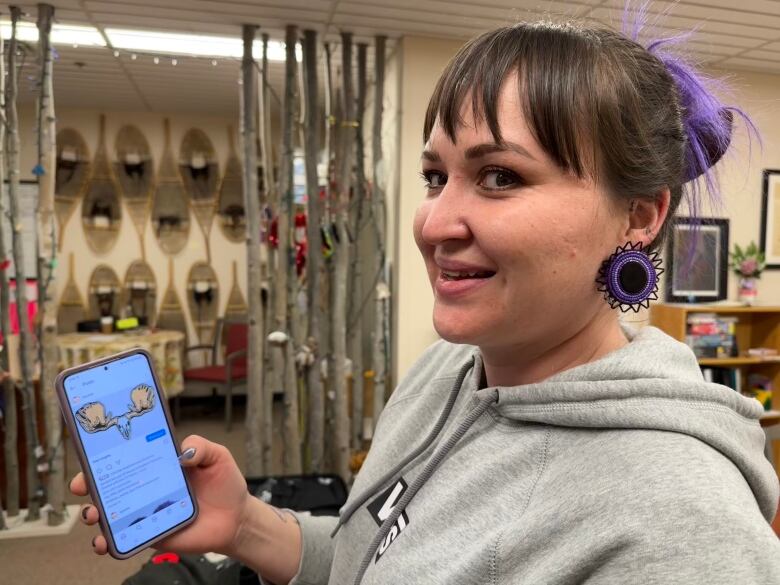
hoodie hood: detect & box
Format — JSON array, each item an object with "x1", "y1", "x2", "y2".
[{"x1": 483, "y1": 323, "x2": 777, "y2": 521}]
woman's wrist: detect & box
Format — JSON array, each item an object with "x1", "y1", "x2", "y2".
[{"x1": 228, "y1": 495, "x2": 303, "y2": 585}]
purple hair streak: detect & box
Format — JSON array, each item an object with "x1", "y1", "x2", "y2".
[{"x1": 622, "y1": 1, "x2": 760, "y2": 272}]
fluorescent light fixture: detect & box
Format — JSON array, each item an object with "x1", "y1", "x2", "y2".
[
  {"x1": 0, "y1": 21, "x2": 296, "y2": 61},
  {"x1": 106, "y1": 28, "x2": 298, "y2": 61},
  {"x1": 0, "y1": 21, "x2": 105, "y2": 47}
]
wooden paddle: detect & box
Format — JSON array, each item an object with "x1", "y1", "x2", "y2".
[
  {"x1": 87, "y1": 264, "x2": 120, "y2": 320},
  {"x1": 55, "y1": 128, "x2": 91, "y2": 250},
  {"x1": 186, "y1": 261, "x2": 219, "y2": 344},
  {"x1": 114, "y1": 124, "x2": 154, "y2": 259},
  {"x1": 56, "y1": 253, "x2": 86, "y2": 333},
  {"x1": 180, "y1": 128, "x2": 219, "y2": 261},
  {"x1": 152, "y1": 119, "x2": 190, "y2": 255},
  {"x1": 82, "y1": 115, "x2": 121, "y2": 253},
  {"x1": 156, "y1": 258, "x2": 188, "y2": 348},
  {"x1": 122, "y1": 259, "x2": 157, "y2": 326},
  {"x1": 217, "y1": 126, "x2": 245, "y2": 243}
]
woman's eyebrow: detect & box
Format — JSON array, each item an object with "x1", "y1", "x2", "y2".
[{"x1": 464, "y1": 142, "x2": 536, "y2": 161}]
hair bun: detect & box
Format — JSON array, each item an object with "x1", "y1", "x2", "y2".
[{"x1": 683, "y1": 107, "x2": 733, "y2": 182}]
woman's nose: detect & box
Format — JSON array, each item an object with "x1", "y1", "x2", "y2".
[{"x1": 419, "y1": 186, "x2": 471, "y2": 246}]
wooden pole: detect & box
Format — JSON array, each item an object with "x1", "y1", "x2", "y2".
[
  {"x1": 241, "y1": 24, "x2": 266, "y2": 476},
  {"x1": 348, "y1": 43, "x2": 368, "y2": 449},
  {"x1": 8, "y1": 5, "x2": 44, "y2": 521},
  {"x1": 321, "y1": 42, "x2": 336, "y2": 471},
  {"x1": 279, "y1": 25, "x2": 302, "y2": 474},
  {"x1": 331, "y1": 32, "x2": 354, "y2": 481},
  {"x1": 258, "y1": 33, "x2": 275, "y2": 474},
  {"x1": 301, "y1": 29, "x2": 324, "y2": 472},
  {"x1": 35, "y1": 2, "x2": 64, "y2": 527},
  {"x1": 0, "y1": 12, "x2": 19, "y2": 525},
  {"x1": 371, "y1": 36, "x2": 389, "y2": 431}
]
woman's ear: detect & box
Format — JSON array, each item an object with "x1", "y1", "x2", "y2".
[{"x1": 625, "y1": 188, "x2": 671, "y2": 246}]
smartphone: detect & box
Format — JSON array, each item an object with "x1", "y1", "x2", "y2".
[{"x1": 55, "y1": 348, "x2": 198, "y2": 559}]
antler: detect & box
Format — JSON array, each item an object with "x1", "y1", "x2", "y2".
[
  {"x1": 75, "y1": 402, "x2": 118, "y2": 434},
  {"x1": 126, "y1": 384, "x2": 155, "y2": 419}
]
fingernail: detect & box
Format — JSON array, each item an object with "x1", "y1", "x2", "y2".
[
  {"x1": 81, "y1": 506, "x2": 90, "y2": 520},
  {"x1": 178, "y1": 447, "x2": 196, "y2": 462}
]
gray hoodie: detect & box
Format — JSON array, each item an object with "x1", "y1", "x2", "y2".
[{"x1": 288, "y1": 324, "x2": 780, "y2": 585}]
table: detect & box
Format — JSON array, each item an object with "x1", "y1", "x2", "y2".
[{"x1": 57, "y1": 330, "x2": 186, "y2": 398}]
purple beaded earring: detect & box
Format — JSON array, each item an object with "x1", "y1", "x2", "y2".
[{"x1": 596, "y1": 241, "x2": 664, "y2": 313}]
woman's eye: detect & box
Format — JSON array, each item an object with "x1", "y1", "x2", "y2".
[
  {"x1": 421, "y1": 170, "x2": 447, "y2": 189},
  {"x1": 479, "y1": 169, "x2": 521, "y2": 190}
]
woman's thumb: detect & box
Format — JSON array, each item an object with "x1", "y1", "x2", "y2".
[{"x1": 178, "y1": 434, "x2": 219, "y2": 468}]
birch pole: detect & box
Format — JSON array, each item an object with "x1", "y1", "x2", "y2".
[
  {"x1": 8, "y1": 6, "x2": 43, "y2": 521},
  {"x1": 301, "y1": 29, "x2": 324, "y2": 472},
  {"x1": 0, "y1": 15, "x2": 19, "y2": 525},
  {"x1": 241, "y1": 24, "x2": 266, "y2": 476},
  {"x1": 258, "y1": 33, "x2": 275, "y2": 474},
  {"x1": 36, "y1": 2, "x2": 64, "y2": 526},
  {"x1": 371, "y1": 36, "x2": 389, "y2": 431},
  {"x1": 347, "y1": 43, "x2": 368, "y2": 450},
  {"x1": 322, "y1": 42, "x2": 336, "y2": 471},
  {"x1": 279, "y1": 25, "x2": 302, "y2": 474},
  {"x1": 331, "y1": 33, "x2": 354, "y2": 481}
]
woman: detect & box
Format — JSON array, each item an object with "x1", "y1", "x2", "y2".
[{"x1": 70, "y1": 19, "x2": 780, "y2": 584}]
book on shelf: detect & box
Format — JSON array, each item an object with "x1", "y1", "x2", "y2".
[
  {"x1": 701, "y1": 368, "x2": 775, "y2": 411},
  {"x1": 685, "y1": 313, "x2": 738, "y2": 359},
  {"x1": 700, "y1": 367, "x2": 741, "y2": 392}
]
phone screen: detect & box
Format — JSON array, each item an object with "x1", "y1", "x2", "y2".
[{"x1": 62, "y1": 352, "x2": 195, "y2": 554}]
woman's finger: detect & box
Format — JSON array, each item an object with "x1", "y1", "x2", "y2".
[
  {"x1": 69, "y1": 473, "x2": 88, "y2": 496},
  {"x1": 92, "y1": 534, "x2": 108, "y2": 555},
  {"x1": 178, "y1": 434, "x2": 221, "y2": 468},
  {"x1": 80, "y1": 504, "x2": 100, "y2": 526}
]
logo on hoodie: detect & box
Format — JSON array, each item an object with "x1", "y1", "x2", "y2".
[{"x1": 367, "y1": 477, "x2": 409, "y2": 562}]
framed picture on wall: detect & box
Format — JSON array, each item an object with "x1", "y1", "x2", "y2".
[
  {"x1": 760, "y1": 169, "x2": 780, "y2": 269},
  {"x1": 665, "y1": 217, "x2": 729, "y2": 303}
]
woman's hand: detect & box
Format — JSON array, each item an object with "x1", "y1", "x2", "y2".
[{"x1": 69, "y1": 434, "x2": 249, "y2": 556}]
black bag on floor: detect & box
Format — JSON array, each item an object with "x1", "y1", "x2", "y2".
[
  {"x1": 122, "y1": 552, "x2": 258, "y2": 585},
  {"x1": 246, "y1": 474, "x2": 348, "y2": 516}
]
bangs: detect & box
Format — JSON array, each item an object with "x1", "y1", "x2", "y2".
[{"x1": 423, "y1": 22, "x2": 602, "y2": 180}]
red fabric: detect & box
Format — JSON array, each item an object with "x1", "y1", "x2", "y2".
[
  {"x1": 184, "y1": 364, "x2": 246, "y2": 382},
  {"x1": 225, "y1": 323, "x2": 248, "y2": 368},
  {"x1": 152, "y1": 552, "x2": 180, "y2": 564}
]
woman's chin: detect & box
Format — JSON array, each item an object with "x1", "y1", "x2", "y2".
[{"x1": 432, "y1": 313, "x2": 483, "y2": 345}]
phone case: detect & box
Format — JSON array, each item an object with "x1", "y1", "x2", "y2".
[{"x1": 55, "y1": 347, "x2": 199, "y2": 559}]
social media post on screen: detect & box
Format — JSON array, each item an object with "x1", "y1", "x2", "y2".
[{"x1": 63, "y1": 354, "x2": 194, "y2": 551}]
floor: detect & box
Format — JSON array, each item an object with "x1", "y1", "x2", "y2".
[{"x1": 0, "y1": 396, "x2": 285, "y2": 585}]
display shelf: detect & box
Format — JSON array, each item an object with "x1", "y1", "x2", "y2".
[
  {"x1": 698, "y1": 357, "x2": 780, "y2": 367},
  {"x1": 651, "y1": 303, "x2": 780, "y2": 473}
]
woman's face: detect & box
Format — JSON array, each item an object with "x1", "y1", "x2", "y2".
[{"x1": 413, "y1": 77, "x2": 631, "y2": 353}]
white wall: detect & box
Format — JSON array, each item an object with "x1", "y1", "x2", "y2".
[
  {"x1": 394, "y1": 36, "x2": 465, "y2": 381},
  {"x1": 391, "y1": 37, "x2": 780, "y2": 379}
]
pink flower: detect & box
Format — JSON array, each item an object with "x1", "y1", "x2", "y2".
[{"x1": 740, "y1": 259, "x2": 758, "y2": 276}]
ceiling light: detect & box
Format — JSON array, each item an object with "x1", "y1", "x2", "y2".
[
  {"x1": 105, "y1": 27, "x2": 298, "y2": 61},
  {"x1": 0, "y1": 20, "x2": 298, "y2": 61},
  {"x1": 0, "y1": 21, "x2": 105, "y2": 47}
]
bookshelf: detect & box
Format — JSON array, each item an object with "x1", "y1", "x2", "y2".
[{"x1": 650, "y1": 303, "x2": 780, "y2": 473}]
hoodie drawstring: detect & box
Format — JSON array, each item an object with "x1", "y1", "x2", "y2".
[
  {"x1": 330, "y1": 356, "x2": 476, "y2": 538},
  {"x1": 352, "y1": 387, "x2": 500, "y2": 585}
]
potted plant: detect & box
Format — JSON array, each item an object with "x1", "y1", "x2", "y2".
[{"x1": 729, "y1": 241, "x2": 766, "y2": 305}]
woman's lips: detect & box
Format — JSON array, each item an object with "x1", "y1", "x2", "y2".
[{"x1": 434, "y1": 272, "x2": 495, "y2": 299}]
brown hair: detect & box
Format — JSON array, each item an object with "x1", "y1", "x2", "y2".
[{"x1": 423, "y1": 21, "x2": 690, "y2": 252}]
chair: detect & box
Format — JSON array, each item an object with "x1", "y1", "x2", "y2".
[{"x1": 182, "y1": 318, "x2": 248, "y2": 431}]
